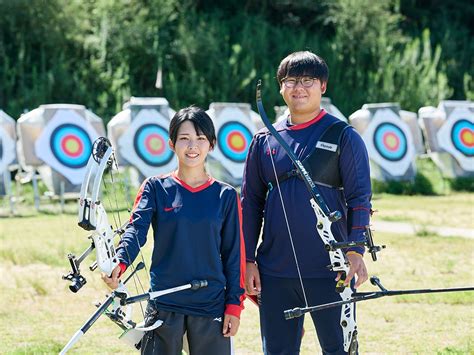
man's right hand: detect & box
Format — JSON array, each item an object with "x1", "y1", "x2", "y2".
[{"x1": 245, "y1": 262, "x2": 261, "y2": 295}]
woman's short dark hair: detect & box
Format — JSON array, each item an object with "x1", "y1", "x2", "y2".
[
  {"x1": 169, "y1": 106, "x2": 216, "y2": 148},
  {"x1": 276, "y1": 51, "x2": 329, "y2": 84}
]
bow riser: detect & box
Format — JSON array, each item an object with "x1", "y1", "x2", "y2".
[
  {"x1": 312, "y1": 200, "x2": 356, "y2": 352},
  {"x1": 92, "y1": 204, "x2": 119, "y2": 276}
]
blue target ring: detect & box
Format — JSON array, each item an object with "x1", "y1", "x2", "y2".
[
  {"x1": 451, "y1": 119, "x2": 474, "y2": 157},
  {"x1": 218, "y1": 122, "x2": 253, "y2": 163},
  {"x1": 373, "y1": 122, "x2": 407, "y2": 162},
  {"x1": 134, "y1": 124, "x2": 173, "y2": 166},
  {"x1": 49, "y1": 124, "x2": 92, "y2": 168}
]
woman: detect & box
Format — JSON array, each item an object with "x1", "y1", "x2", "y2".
[{"x1": 104, "y1": 106, "x2": 245, "y2": 355}]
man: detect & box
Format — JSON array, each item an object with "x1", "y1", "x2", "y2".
[{"x1": 242, "y1": 51, "x2": 371, "y2": 354}]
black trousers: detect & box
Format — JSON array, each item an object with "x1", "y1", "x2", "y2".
[{"x1": 140, "y1": 307, "x2": 233, "y2": 355}]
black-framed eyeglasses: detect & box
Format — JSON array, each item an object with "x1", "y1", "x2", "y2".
[{"x1": 281, "y1": 77, "x2": 318, "y2": 88}]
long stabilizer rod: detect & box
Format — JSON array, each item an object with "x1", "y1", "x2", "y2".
[
  {"x1": 121, "y1": 280, "x2": 208, "y2": 306},
  {"x1": 284, "y1": 276, "x2": 474, "y2": 320}
]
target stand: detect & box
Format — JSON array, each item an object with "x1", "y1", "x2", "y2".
[
  {"x1": 350, "y1": 103, "x2": 421, "y2": 182},
  {"x1": 206, "y1": 103, "x2": 257, "y2": 186},
  {"x1": 115, "y1": 98, "x2": 176, "y2": 183},
  {"x1": 17, "y1": 104, "x2": 105, "y2": 211},
  {"x1": 0, "y1": 110, "x2": 17, "y2": 214},
  {"x1": 419, "y1": 100, "x2": 473, "y2": 178}
]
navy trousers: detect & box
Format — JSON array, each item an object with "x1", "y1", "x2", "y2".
[{"x1": 259, "y1": 274, "x2": 353, "y2": 355}]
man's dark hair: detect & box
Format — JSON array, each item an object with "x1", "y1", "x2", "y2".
[
  {"x1": 169, "y1": 106, "x2": 216, "y2": 148},
  {"x1": 276, "y1": 51, "x2": 329, "y2": 84}
]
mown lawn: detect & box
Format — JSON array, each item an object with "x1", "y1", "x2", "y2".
[{"x1": 0, "y1": 193, "x2": 473, "y2": 354}]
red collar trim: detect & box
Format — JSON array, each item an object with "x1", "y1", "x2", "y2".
[
  {"x1": 171, "y1": 171, "x2": 214, "y2": 193},
  {"x1": 288, "y1": 109, "x2": 327, "y2": 130}
]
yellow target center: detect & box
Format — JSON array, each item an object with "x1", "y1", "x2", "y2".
[
  {"x1": 385, "y1": 135, "x2": 398, "y2": 149},
  {"x1": 149, "y1": 137, "x2": 163, "y2": 151},
  {"x1": 230, "y1": 134, "x2": 245, "y2": 150},
  {"x1": 461, "y1": 130, "x2": 473, "y2": 147},
  {"x1": 65, "y1": 139, "x2": 80, "y2": 154}
]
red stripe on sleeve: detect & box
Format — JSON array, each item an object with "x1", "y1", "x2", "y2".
[
  {"x1": 129, "y1": 178, "x2": 149, "y2": 222},
  {"x1": 236, "y1": 191, "x2": 247, "y2": 312}
]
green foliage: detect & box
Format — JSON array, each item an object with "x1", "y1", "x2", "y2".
[
  {"x1": 448, "y1": 177, "x2": 474, "y2": 192},
  {"x1": 371, "y1": 173, "x2": 436, "y2": 196},
  {"x1": 371, "y1": 157, "x2": 454, "y2": 195},
  {"x1": 0, "y1": 0, "x2": 470, "y2": 121}
]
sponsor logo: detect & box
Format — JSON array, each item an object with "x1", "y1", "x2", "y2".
[{"x1": 213, "y1": 317, "x2": 222, "y2": 322}]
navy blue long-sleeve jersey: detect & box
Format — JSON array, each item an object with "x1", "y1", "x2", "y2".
[
  {"x1": 116, "y1": 172, "x2": 246, "y2": 318},
  {"x1": 241, "y1": 110, "x2": 372, "y2": 278}
]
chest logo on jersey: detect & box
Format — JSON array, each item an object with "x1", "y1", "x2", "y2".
[
  {"x1": 316, "y1": 141, "x2": 338, "y2": 152},
  {"x1": 266, "y1": 148, "x2": 277, "y2": 156},
  {"x1": 164, "y1": 205, "x2": 183, "y2": 212}
]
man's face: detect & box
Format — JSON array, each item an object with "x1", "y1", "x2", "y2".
[{"x1": 279, "y1": 76, "x2": 327, "y2": 117}]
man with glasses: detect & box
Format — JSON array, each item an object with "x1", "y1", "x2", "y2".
[{"x1": 242, "y1": 51, "x2": 372, "y2": 354}]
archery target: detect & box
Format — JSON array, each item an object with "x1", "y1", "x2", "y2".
[
  {"x1": 373, "y1": 122, "x2": 407, "y2": 162},
  {"x1": 208, "y1": 106, "x2": 257, "y2": 179},
  {"x1": 35, "y1": 109, "x2": 100, "y2": 184},
  {"x1": 362, "y1": 108, "x2": 415, "y2": 177},
  {"x1": 451, "y1": 119, "x2": 473, "y2": 157},
  {"x1": 134, "y1": 123, "x2": 173, "y2": 166},
  {"x1": 437, "y1": 107, "x2": 474, "y2": 171},
  {"x1": 118, "y1": 109, "x2": 176, "y2": 177},
  {"x1": 217, "y1": 121, "x2": 253, "y2": 163},
  {"x1": 0, "y1": 126, "x2": 16, "y2": 174},
  {"x1": 49, "y1": 124, "x2": 92, "y2": 168}
]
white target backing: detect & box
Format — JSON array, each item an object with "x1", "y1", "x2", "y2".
[
  {"x1": 437, "y1": 107, "x2": 473, "y2": 171},
  {"x1": 362, "y1": 108, "x2": 415, "y2": 176},
  {"x1": 208, "y1": 105, "x2": 256, "y2": 179},
  {"x1": 35, "y1": 110, "x2": 100, "y2": 184},
  {"x1": 118, "y1": 109, "x2": 176, "y2": 177},
  {"x1": 0, "y1": 126, "x2": 15, "y2": 174}
]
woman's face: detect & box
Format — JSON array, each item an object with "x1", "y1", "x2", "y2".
[{"x1": 169, "y1": 120, "x2": 212, "y2": 170}]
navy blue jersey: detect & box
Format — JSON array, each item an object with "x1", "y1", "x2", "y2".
[
  {"x1": 116, "y1": 172, "x2": 246, "y2": 318},
  {"x1": 242, "y1": 110, "x2": 372, "y2": 278}
]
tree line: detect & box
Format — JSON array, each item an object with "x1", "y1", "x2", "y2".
[{"x1": 0, "y1": 0, "x2": 472, "y2": 122}]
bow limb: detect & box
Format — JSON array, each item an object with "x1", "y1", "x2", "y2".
[{"x1": 256, "y1": 81, "x2": 357, "y2": 353}]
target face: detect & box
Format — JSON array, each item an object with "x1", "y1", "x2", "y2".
[
  {"x1": 437, "y1": 107, "x2": 474, "y2": 171},
  {"x1": 49, "y1": 124, "x2": 92, "y2": 168},
  {"x1": 208, "y1": 105, "x2": 257, "y2": 180},
  {"x1": 451, "y1": 119, "x2": 473, "y2": 157},
  {"x1": 373, "y1": 122, "x2": 408, "y2": 161},
  {"x1": 133, "y1": 123, "x2": 173, "y2": 166},
  {"x1": 118, "y1": 108, "x2": 177, "y2": 177},
  {"x1": 217, "y1": 121, "x2": 253, "y2": 163},
  {"x1": 362, "y1": 108, "x2": 415, "y2": 177},
  {"x1": 35, "y1": 109, "x2": 100, "y2": 184}
]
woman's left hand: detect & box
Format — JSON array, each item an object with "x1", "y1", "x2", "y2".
[{"x1": 222, "y1": 314, "x2": 240, "y2": 337}]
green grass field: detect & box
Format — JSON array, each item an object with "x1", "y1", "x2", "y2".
[{"x1": 0, "y1": 193, "x2": 473, "y2": 354}]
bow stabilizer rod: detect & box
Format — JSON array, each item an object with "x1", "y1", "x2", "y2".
[
  {"x1": 120, "y1": 280, "x2": 208, "y2": 306},
  {"x1": 284, "y1": 276, "x2": 474, "y2": 320}
]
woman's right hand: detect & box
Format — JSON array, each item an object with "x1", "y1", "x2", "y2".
[
  {"x1": 101, "y1": 264, "x2": 121, "y2": 290},
  {"x1": 245, "y1": 262, "x2": 261, "y2": 295}
]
